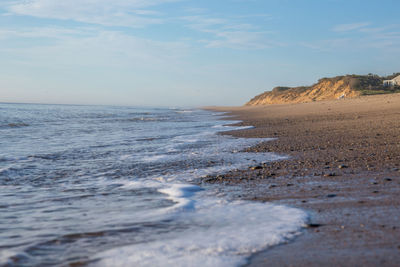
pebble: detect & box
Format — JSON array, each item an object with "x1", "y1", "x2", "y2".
[
  {"x1": 307, "y1": 223, "x2": 322, "y2": 228},
  {"x1": 338, "y1": 164, "x2": 348, "y2": 169},
  {"x1": 250, "y1": 166, "x2": 262, "y2": 170},
  {"x1": 326, "y1": 194, "x2": 337, "y2": 198}
]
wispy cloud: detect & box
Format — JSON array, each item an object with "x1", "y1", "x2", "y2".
[
  {"x1": 201, "y1": 31, "x2": 275, "y2": 49},
  {"x1": 0, "y1": 26, "x2": 188, "y2": 70},
  {"x1": 303, "y1": 23, "x2": 400, "y2": 53},
  {"x1": 4, "y1": 0, "x2": 179, "y2": 27},
  {"x1": 2, "y1": 1, "x2": 279, "y2": 50},
  {"x1": 332, "y1": 22, "x2": 370, "y2": 32},
  {"x1": 181, "y1": 14, "x2": 278, "y2": 49}
]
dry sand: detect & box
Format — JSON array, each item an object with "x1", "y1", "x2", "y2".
[{"x1": 204, "y1": 93, "x2": 400, "y2": 266}]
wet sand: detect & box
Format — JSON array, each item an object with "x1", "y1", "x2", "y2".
[{"x1": 204, "y1": 93, "x2": 400, "y2": 266}]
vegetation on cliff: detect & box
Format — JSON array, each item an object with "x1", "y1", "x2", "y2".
[{"x1": 246, "y1": 73, "x2": 400, "y2": 106}]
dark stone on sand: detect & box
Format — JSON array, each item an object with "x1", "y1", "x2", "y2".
[
  {"x1": 384, "y1": 178, "x2": 393, "y2": 181},
  {"x1": 250, "y1": 166, "x2": 262, "y2": 170},
  {"x1": 307, "y1": 223, "x2": 323, "y2": 228},
  {"x1": 338, "y1": 164, "x2": 348, "y2": 169},
  {"x1": 326, "y1": 194, "x2": 337, "y2": 198}
]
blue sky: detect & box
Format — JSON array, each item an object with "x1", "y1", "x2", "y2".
[{"x1": 1, "y1": 0, "x2": 399, "y2": 106}]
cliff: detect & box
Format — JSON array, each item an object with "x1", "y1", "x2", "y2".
[{"x1": 246, "y1": 74, "x2": 400, "y2": 106}]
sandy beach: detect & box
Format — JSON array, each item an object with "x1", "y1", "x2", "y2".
[{"x1": 204, "y1": 93, "x2": 400, "y2": 266}]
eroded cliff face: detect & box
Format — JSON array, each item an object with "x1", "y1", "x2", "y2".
[{"x1": 246, "y1": 78, "x2": 362, "y2": 106}]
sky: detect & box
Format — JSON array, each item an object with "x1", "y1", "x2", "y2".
[{"x1": 1, "y1": 0, "x2": 400, "y2": 107}]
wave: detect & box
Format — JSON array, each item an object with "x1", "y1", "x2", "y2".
[
  {"x1": 0, "y1": 122, "x2": 30, "y2": 129},
  {"x1": 94, "y1": 196, "x2": 307, "y2": 267}
]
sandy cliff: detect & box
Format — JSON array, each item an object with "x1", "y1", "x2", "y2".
[{"x1": 246, "y1": 74, "x2": 400, "y2": 106}]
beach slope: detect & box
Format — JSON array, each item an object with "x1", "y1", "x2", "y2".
[{"x1": 205, "y1": 93, "x2": 400, "y2": 266}]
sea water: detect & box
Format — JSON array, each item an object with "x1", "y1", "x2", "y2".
[{"x1": 0, "y1": 103, "x2": 307, "y2": 266}]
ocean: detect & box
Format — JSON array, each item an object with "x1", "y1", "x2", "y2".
[{"x1": 0, "y1": 103, "x2": 306, "y2": 266}]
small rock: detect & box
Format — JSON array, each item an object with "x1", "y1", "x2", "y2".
[
  {"x1": 326, "y1": 194, "x2": 337, "y2": 198},
  {"x1": 384, "y1": 178, "x2": 393, "y2": 182},
  {"x1": 307, "y1": 223, "x2": 322, "y2": 228},
  {"x1": 286, "y1": 183, "x2": 294, "y2": 187},
  {"x1": 338, "y1": 164, "x2": 348, "y2": 169},
  {"x1": 250, "y1": 166, "x2": 262, "y2": 170}
]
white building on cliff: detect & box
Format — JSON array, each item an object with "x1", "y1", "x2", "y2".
[{"x1": 383, "y1": 75, "x2": 400, "y2": 87}]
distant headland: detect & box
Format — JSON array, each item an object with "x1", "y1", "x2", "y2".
[{"x1": 247, "y1": 73, "x2": 400, "y2": 106}]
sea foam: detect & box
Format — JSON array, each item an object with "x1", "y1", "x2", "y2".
[
  {"x1": 91, "y1": 115, "x2": 306, "y2": 266},
  {"x1": 1, "y1": 105, "x2": 307, "y2": 266},
  {"x1": 94, "y1": 195, "x2": 307, "y2": 267}
]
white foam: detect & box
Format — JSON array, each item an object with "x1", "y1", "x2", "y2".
[
  {"x1": 175, "y1": 110, "x2": 194, "y2": 114},
  {"x1": 94, "y1": 198, "x2": 307, "y2": 267},
  {"x1": 91, "y1": 112, "x2": 307, "y2": 267},
  {"x1": 119, "y1": 154, "x2": 133, "y2": 161},
  {"x1": 143, "y1": 151, "x2": 286, "y2": 184},
  {"x1": 141, "y1": 154, "x2": 167, "y2": 162},
  {"x1": 0, "y1": 166, "x2": 12, "y2": 174},
  {"x1": 158, "y1": 184, "x2": 203, "y2": 211},
  {"x1": 234, "y1": 125, "x2": 255, "y2": 130},
  {"x1": 118, "y1": 179, "x2": 162, "y2": 190},
  {"x1": 212, "y1": 125, "x2": 255, "y2": 131},
  {"x1": 0, "y1": 250, "x2": 19, "y2": 266}
]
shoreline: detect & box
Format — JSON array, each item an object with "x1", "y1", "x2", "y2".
[{"x1": 203, "y1": 93, "x2": 400, "y2": 266}]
